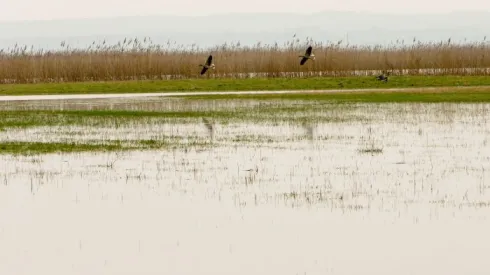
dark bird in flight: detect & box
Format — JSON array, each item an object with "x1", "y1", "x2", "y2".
[
  {"x1": 199, "y1": 55, "x2": 216, "y2": 75},
  {"x1": 299, "y1": 46, "x2": 315, "y2": 65}
]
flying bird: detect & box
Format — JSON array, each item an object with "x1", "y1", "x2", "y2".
[
  {"x1": 199, "y1": 55, "x2": 216, "y2": 75},
  {"x1": 299, "y1": 46, "x2": 315, "y2": 65}
]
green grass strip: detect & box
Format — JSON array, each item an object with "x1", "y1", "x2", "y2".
[{"x1": 2, "y1": 75, "x2": 490, "y2": 95}]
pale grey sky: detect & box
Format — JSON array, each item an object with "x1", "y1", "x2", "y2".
[{"x1": 2, "y1": 0, "x2": 489, "y2": 21}]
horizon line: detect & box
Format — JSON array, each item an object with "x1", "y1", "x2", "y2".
[{"x1": 0, "y1": 10, "x2": 487, "y2": 23}]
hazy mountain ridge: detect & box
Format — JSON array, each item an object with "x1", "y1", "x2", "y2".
[{"x1": 1, "y1": 11, "x2": 489, "y2": 50}]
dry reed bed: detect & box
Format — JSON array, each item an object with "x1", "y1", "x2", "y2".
[{"x1": 1, "y1": 38, "x2": 490, "y2": 83}]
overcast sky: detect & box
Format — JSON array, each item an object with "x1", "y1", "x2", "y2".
[{"x1": 2, "y1": 0, "x2": 490, "y2": 21}]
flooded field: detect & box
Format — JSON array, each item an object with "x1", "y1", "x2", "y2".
[{"x1": 1, "y1": 95, "x2": 490, "y2": 275}]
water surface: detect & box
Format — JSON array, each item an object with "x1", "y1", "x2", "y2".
[{"x1": 1, "y1": 97, "x2": 489, "y2": 275}]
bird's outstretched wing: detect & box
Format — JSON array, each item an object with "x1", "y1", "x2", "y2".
[
  {"x1": 200, "y1": 66, "x2": 208, "y2": 75},
  {"x1": 206, "y1": 55, "x2": 213, "y2": 66},
  {"x1": 305, "y1": 46, "x2": 312, "y2": 56},
  {"x1": 300, "y1": 57, "x2": 308, "y2": 65}
]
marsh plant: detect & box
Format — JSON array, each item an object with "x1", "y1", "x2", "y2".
[
  {"x1": 357, "y1": 126, "x2": 384, "y2": 155},
  {"x1": 0, "y1": 37, "x2": 490, "y2": 83}
]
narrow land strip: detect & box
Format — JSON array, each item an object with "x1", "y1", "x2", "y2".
[
  {"x1": 1, "y1": 85, "x2": 490, "y2": 102},
  {"x1": 1, "y1": 75, "x2": 490, "y2": 96}
]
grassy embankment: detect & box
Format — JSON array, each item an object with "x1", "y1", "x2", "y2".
[{"x1": 1, "y1": 76, "x2": 490, "y2": 100}]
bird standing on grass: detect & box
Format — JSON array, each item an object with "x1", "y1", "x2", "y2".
[
  {"x1": 299, "y1": 46, "x2": 315, "y2": 65},
  {"x1": 199, "y1": 55, "x2": 216, "y2": 75},
  {"x1": 376, "y1": 71, "x2": 389, "y2": 82}
]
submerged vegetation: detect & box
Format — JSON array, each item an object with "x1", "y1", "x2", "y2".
[
  {"x1": 0, "y1": 104, "x2": 357, "y2": 130},
  {"x1": 0, "y1": 139, "x2": 211, "y2": 155},
  {"x1": 0, "y1": 97, "x2": 489, "y2": 155},
  {"x1": 1, "y1": 37, "x2": 490, "y2": 84}
]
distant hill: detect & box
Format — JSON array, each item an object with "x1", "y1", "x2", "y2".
[{"x1": 0, "y1": 11, "x2": 489, "y2": 50}]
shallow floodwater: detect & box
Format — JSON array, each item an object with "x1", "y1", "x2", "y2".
[{"x1": 1, "y1": 96, "x2": 490, "y2": 275}]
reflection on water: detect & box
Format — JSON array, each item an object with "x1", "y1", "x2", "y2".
[{"x1": 1, "y1": 97, "x2": 490, "y2": 274}]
